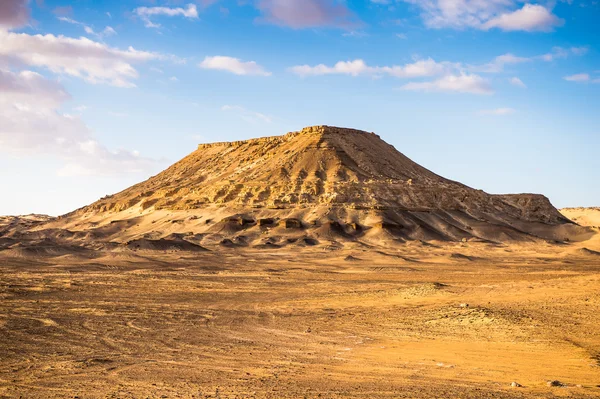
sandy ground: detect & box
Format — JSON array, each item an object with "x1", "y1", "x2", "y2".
[
  {"x1": 1, "y1": 234, "x2": 600, "y2": 399},
  {"x1": 561, "y1": 208, "x2": 600, "y2": 228}
]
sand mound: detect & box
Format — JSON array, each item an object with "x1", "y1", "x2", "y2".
[{"x1": 561, "y1": 207, "x2": 600, "y2": 227}]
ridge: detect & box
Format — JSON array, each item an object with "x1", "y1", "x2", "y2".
[{"x1": 197, "y1": 125, "x2": 378, "y2": 149}]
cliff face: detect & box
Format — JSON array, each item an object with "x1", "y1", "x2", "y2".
[{"x1": 51, "y1": 125, "x2": 590, "y2": 245}]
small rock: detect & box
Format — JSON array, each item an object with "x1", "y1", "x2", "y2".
[
  {"x1": 459, "y1": 303, "x2": 469, "y2": 308},
  {"x1": 547, "y1": 380, "x2": 563, "y2": 387},
  {"x1": 305, "y1": 327, "x2": 312, "y2": 333},
  {"x1": 511, "y1": 382, "x2": 521, "y2": 388}
]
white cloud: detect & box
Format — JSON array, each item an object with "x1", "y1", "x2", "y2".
[
  {"x1": 509, "y1": 77, "x2": 526, "y2": 88},
  {"x1": 479, "y1": 107, "x2": 516, "y2": 115},
  {"x1": 0, "y1": 68, "x2": 159, "y2": 176},
  {"x1": 290, "y1": 58, "x2": 493, "y2": 95},
  {"x1": 199, "y1": 56, "x2": 271, "y2": 76},
  {"x1": 400, "y1": 73, "x2": 493, "y2": 95},
  {"x1": 396, "y1": 33, "x2": 408, "y2": 39},
  {"x1": 255, "y1": 0, "x2": 359, "y2": 29},
  {"x1": 290, "y1": 59, "x2": 370, "y2": 77},
  {"x1": 0, "y1": 0, "x2": 29, "y2": 29},
  {"x1": 403, "y1": 0, "x2": 563, "y2": 32},
  {"x1": 564, "y1": 73, "x2": 590, "y2": 82},
  {"x1": 102, "y1": 26, "x2": 117, "y2": 36},
  {"x1": 483, "y1": 4, "x2": 564, "y2": 32},
  {"x1": 471, "y1": 47, "x2": 587, "y2": 74},
  {"x1": 0, "y1": 31, "x2": 168, "y2": 87},
  {"x1": 289, "y1": 58, "x2": 456, "y2": 78},
  {"x1": 134, "y1": 4, "x2": 198, "y2": 28},
  {"x1": 221, "y1": 105, "x2": 272, "y2": 123},
  {"x1": 471, "y1": 53, "x2": 531, "y2": 73}
]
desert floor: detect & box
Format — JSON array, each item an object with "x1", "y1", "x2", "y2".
[{"x1": 1, "y1": 237, "x2": 600, "y2": 398}]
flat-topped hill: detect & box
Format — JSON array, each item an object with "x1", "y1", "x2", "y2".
[{"x1": 33, "y1": 126, "x2": 592, "y2": 247}]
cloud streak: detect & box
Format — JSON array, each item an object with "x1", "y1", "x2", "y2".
[
  {"x1": 563, "y1": 73, "x2": 600, "y2": 83},
  {"x1": 221, "y1": 105, "x2": 272, "y2": 123},
  {"x1": 509, "y1": 77, "x2": 526, "y2": 88},
  {"x1": 289, "y1": 58, "x2": 457, "y2": 78},
  {"x1": 400, "y1": 73, "x2": 493, "y2": 95},
  {"x1": 199, "y1": 56, "x2": 271, "y2": 76},
  {"x1": 134, "y1": 4, "x2": 199, "y2": 28},
  {"x1": 57, "y1": 16, "x2": 117, "y2": 39}
]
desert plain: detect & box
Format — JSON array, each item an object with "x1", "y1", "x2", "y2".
[{"x1": 1, "y1": 214, "x2": 600, "y2": 399}]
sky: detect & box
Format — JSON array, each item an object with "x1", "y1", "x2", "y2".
[{"x1": 0, "y1": 0, "x2": 599, "y2": 216}]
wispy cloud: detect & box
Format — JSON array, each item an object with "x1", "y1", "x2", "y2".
[
  {"x1": 199, "y1": 56, "x2": 271, "y2": 76},
  {"x1": 400, "y1": 73, "x2": 493, "y2": 95},
  {"x1": 221, "y1": 105, "x2": 272, "y2": 123},
  {"x1": 470, "y1": 53, "x2": 531, "y2": 73},
  {"x1": 509, "y1": 77, "x2": 526, "y2": 88},
  {"x1": 57, "y1": 16, "x2": 116, "y2": 39},
  {"x1": 289, "y1": 58, "x2": 456, "y2": 78},
  {"x1": 134, "y1": 4, "x2": 198, "y2": 28},
  {"x1": 471, "y1": 47, "x2": 588, "y2": 74},
  {"x1": 540, "y1": 46, "x2": 587, "y2": 62},
  {"x1": 563, "y1": 73, "x2": 591, "y2": 82}
]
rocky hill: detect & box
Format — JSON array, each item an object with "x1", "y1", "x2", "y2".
[{"x1": 22, "y1": 125, "x2": 589, "y2": 250}]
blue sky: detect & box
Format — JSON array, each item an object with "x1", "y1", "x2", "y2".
[{"x1": 0, "y1": 0, "x2": 598, "y2": 216}]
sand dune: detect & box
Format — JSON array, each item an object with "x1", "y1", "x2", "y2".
[{"x1": 561, "y1": 207, "x2": 600, "y2": 228}]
